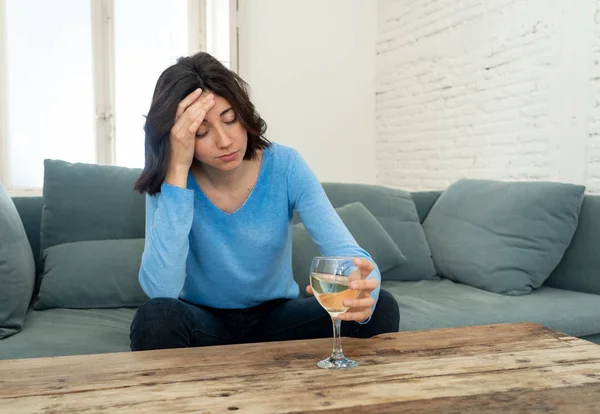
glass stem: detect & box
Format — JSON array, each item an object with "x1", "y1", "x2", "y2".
[{"x1": 331, "y1": 316, "x2": 343, "y2": 360}]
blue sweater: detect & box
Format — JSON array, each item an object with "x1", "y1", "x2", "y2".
[{"x1": 139, "y1": 143, "x2": 381, "y2": 314}]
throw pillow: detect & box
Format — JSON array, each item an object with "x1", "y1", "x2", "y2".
[
  {"x1": 40, "y1": 159, "x2": 145, "y2": 252},
  {"x1": 320, "y1": 183, "x2": 437, "y2": 281},
  {"x1": 422, "y1": 179, "x2": 585, "y2": 295},
  {"x1": 292, "y1": 202, "x2": 407, "y2": 295},
  {"x1": 0, "y1": 182, "x2": 35, "y2": 339},
  {"x1": 545, "y1": 195, "x2": 600, "y2": 295},
  {"x1": 35, "y1": 239, "x2": 148, "y2": 309}
]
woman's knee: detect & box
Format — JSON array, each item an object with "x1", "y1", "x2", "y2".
[
  {"x1": 133, "y1": 298, "x2": 188, "y2": 326},
  {"x1": 373, "y1": 289, "x2": 400, "y2": 333},
  {"x1": 130, "y1": 298, "x2": 193, "y2": 351}
]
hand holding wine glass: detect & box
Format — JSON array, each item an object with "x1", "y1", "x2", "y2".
[{"x1": 306, "y1": 257, "x2": 378, "y2": 322}]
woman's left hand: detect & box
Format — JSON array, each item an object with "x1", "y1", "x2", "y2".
[{"x1": 306, "y1": 258, "x2": 378, "y2": 323}]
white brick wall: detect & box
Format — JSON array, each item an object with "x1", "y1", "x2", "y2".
[
  {"x1": 377, "y1": 0, "x2": 600, "y2": 193},
  {"x1": 589, "y1": 1, "x2": 600, "y2": 193}
]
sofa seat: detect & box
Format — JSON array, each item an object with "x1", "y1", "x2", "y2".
[
  {"x1": 384, "y1": 279, "x2": 600, "y2": 340},
  {"x1": 3, "y1": 279, "x2": 600, "y2": 361},
  {"x1": 0, "y1": 308, "x2": 136, "y2": 360}
]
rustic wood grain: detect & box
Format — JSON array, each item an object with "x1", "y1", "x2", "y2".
[
  {"x1": 292, "y1": 383, "x2": 600, "y2": 414},
  {"x1": 1, "y1": 322, "x2": 599, "y2": 413}
]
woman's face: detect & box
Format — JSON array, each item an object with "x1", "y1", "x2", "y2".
[{"x1": 193, "y1": 93, "x2": 248, "y2": 172}]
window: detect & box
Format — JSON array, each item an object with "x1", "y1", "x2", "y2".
[
  {"x1": 113, "y1": 0, "x2": 190, "y2": 168},
  {"x1": 4, "y1": 0, "x2": 96, "y2": 189},
  {"x1": 0, "y1": 0, "x2": 234, "y2": 194}
]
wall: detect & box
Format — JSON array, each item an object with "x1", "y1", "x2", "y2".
[
  {"x1": 237, "y1": 0, "x2": 377, "y2": 184},
  {"x1": 588, "y1": 1, "x2": 600, "y2": 193},
  {"x1": 377, "y1": 0, "x2": 600, "y2": 193}
]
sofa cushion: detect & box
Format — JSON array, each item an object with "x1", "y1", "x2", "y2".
[
  {"x1": 40, "y1": 159, "x2": 144, "y2": 252},
  {"x1": 0, "y1": 308, "x2": 135, "y2": 359},
  {"x1": 292, "y1": 202, "x2": 407, "y2": 294},
  {"x1": 321, "y1": 183, "x2": 437, "y2": 282},
  {"x1": 0, "y1": 183, "x2": 36, "y2": 339},
  {"x1": 35, "y1": 239, "x2": 148, "y2": 310},
  {"x1": 545, "y1": 195, "x2": 600, "y2": 295},
  {"x1": 12, "y1": 196, "x2": 44, "y2": 279},
  {"x1": 423, "y1": 179, "x2": 585, "y2": 295},
  {"x1": 383, "y1": 279, "x2": 600, "y2": 338}
]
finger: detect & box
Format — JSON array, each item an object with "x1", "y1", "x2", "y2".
[
  {"x1": 176, "y1": 88, "x2": 203, "y2": 120},
  {"x1": 174, "y1": 92, "x2": 213, "y2": 136},
  {"x1": 184, "y1": 93, "x2": 214, "y2": 122},
  {"x1": 172, "y1": 114, "x2": 199, "y2": 139},
  {"x1": 171, "y1": 116, "x2": 189, "y2": 138},
  {"x1": 186, "y1": 98, "x2": 215, "y2": 135},
  {"x1": 198, "y1": 95, "x2": 215, "y2": 115},
  {"x1": 342, "y1": 297, "x2": 375, "y2": 308},
  {"x1": 172, "y1": 111, "x2": 197, "y2": 138},
  {"x1": 306, "y1": 285, "x2": 314, "y2": 296},
  {"x1": 349, "y1": 278, "x2": 379, "y2": 291},
  {"x1": 187, "y1": 117, "x2": 202, "y2": 136},
  {"x1": 189, "y1": 101, "x2": 215, "y2": 135},
  {"x1": 184, "y1": 94, "x2": 215, "y2": 126},
  {"x1": 353, "y1": 258, "x2": 374, "y2": 274},
  {"x1": 173, "y1": 95, "x2": 215, "y2": 138},
  {"x1": 338, "y1": 309, "x2": 372, "y2": 322}
]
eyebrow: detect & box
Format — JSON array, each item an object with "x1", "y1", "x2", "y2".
[{"x1": 201, "y1": 107, "x2": 233, "y2": 124}]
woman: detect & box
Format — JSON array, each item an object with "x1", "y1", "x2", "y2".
[{"x1": 130, "y1": 52, "x2": 400, "y2": 351}]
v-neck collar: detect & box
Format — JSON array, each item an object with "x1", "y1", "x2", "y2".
[{"x1": 188, "y1": 148, "x2": 270, "y2": 216}]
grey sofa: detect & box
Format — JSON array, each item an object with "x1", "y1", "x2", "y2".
[{"x1": 1, "y1": 183, "x2": 599, "y2": 361}]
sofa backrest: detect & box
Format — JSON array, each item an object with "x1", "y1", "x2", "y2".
[
  {"x1": 12, "y1": 188, "x2": 600, "y2": 295},
  {"x1": 13, "y1": 187, "x2": 442, "y2": 284},
  {"x1": 545, "y1": 194, "x2": 600, "y2": 294},
  {"x1": 410, "y1": 191, "x2": 441, "y2": 223}
]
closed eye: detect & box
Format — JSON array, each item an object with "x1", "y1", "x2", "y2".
[
  {"x1": 223, "y1": 116, "x2": 237, "y2": 125},
  {"x1": 196, "y1": 108, "x2": 236, "y2": 138}
]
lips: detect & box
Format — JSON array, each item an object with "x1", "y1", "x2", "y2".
[{"x1": 218, "y1": 151, "x2": 238, "y2": 160}]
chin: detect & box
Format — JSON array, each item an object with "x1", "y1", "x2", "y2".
[{"x1": 216, "y1": 158, "x2": 243, "y2": 171}]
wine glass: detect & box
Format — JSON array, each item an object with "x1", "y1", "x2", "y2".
[{"x1": 310, "y1": 256, "x2": 362, "y2": 369}]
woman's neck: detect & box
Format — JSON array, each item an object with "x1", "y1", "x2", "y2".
[{"x1": 193, "y1": 152, "x2": 262, "y2": 193}]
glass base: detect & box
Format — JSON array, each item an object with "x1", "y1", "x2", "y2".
[{"x1": 317, "y1": 356, "x2": 358, "y2": 369}]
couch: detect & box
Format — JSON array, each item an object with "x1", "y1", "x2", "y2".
[{"x1": 1, "y1": 164, "x2": 599, "y2": 360}]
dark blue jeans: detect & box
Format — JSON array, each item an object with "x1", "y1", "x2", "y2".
[{"x1": 130, "y1": 289, "x2": 400, "y2": 351}]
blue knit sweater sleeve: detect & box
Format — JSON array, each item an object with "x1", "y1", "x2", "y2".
[
  {"x1": 287, "y1": 150, "x2": 381, "y2": 320},
  {"x1": 139, "y1": 182, "x2": 194, "y2": 298}
]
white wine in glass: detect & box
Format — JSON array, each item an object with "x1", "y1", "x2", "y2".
[
  {"x1": 310, "y1": 256, "x2": 362, "y2": 369},
  {"x1": 310, "y1": 273, "x2": 358, "y2": 317}
]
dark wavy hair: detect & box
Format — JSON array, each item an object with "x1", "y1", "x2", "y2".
[{"x1": 134, "y1": 52, "x2": 270, "y2": 195}]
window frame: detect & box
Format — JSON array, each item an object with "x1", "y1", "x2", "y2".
[{"x1": 0, "y1": 0, "x2": 236, "y2": 197}]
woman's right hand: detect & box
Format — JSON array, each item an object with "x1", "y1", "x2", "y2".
[{"x1": 166, "y1": 88, "x2": 215, "y2": 187}]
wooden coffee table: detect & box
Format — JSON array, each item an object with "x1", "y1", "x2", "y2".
[{"x1": 1, "y1": 322, "x2": 600, "y2": 413}]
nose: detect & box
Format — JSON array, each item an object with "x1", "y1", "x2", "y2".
[{"x1": 214, "y1": 126, "x2": 232, "y2": 149}]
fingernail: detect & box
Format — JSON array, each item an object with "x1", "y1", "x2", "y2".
[
  {"x1": 196, "y1": 88, "x2": 202, "y2": 93},
  {"x1": 350, "y1": 282, "x2": 358, "y2": 289},
  {"x1": 343, "y1": 300, "x2": 351, "y2": 306}
]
